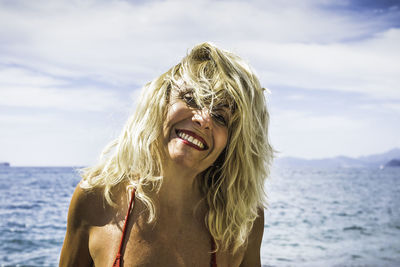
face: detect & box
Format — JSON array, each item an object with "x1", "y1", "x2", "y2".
[{"x1": 163, "y1": 88, "x2": 230, "y2": 175}]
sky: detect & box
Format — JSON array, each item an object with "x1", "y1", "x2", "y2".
[{"x1": 0, "y1": 0, "x2": 399, "y2": 166}]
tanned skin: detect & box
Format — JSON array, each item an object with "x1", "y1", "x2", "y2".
[
  {"x1": 60, "y1": 183, "x2": 264, "y2": 267},
  {"x1": 60, "y1": 92, "x2": 265, "y2": 266}
]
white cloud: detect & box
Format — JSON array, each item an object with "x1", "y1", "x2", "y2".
[
  {"x1": 0, "y1": 66, "x2": 63, "y2": 87},
  {"x1": 271, "y1": 110, "x2": 366, "y2": 136},
  {"x1": 358, "y1": 102, "x2": 400, "y2": 113},
  {"x1": 0, "y1": 85, "x2": 124, "y2": 112},
  {"x1": 269, "y1": 108, "x2": 400, "y2": 159},
  {"x1": 1, "y1": 0, "x2": 398, "y2": 95},
  {"x1": 0, "y1": 65, "x2": 127, "y2": 112},
  {"x1": 238, "y1": 28, "x2": 400, "y2": 100},
  {"x1": 0, "y1": 0, "x2": 399, "y2": 163},
  {"x1": 0, "y1": 113, "x2": 55, "y2": 124}
]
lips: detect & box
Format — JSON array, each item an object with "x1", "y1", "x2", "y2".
[{"x1": 175, "y1": 129, "x2": 209, "y2": 151}]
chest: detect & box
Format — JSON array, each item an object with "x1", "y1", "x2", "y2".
[{"x1": 89, "y1": 210, "x2": 217, "y2": 267}]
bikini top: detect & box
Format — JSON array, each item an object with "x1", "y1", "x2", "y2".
[{"x1": 112, "y1": 188, "x2": 217, "y2": 267}]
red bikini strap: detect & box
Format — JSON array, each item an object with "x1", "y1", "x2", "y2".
[
  {"x1": 210, "y1": 237, "x2": 217, "y2": 267},
  {"x1": 113, "y1": 188, "x2": 136, "y2": 266}
]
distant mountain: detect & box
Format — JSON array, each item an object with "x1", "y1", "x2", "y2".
[
  {"x1": 275, "y1": 148, "x2": 400, "y2": 168},
  {"x1": 357, "y1": 148, "x2": 400, "y2": 164},
  {"x1": 385, "y1": 159, "x2": 400, "y2": 167}
]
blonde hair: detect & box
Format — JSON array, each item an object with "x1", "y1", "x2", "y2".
[{"x1": 81, "y1": 42, "x2": 274, "y2": 253}]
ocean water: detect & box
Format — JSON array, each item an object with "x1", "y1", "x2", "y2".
[
  {"x1": 0, "y1": 166, "x2": 399, "y2": 266},
  {"x1": 262, "y1": 167, "x2": 400, "y2": 267}
]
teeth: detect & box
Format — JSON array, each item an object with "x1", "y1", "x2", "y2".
[{"x1": 177, "y1": 131, "x2": 205, "y2": 149}]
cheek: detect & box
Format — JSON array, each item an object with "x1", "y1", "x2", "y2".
[
  {"x1": 169, "y1": 103, "x2": 190, "y2": 121},
  {"x1": 164, "y1": 103, "x2": 187, "y2": 134},
  {"x1": 165, "y1": 104, "x2": 178, "y2": 125},
  {"x1": 215, "y1": 128, "x2": 228, "y2": 152}
]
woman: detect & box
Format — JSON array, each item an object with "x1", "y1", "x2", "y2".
[{"x1": 60, "y1": 42, "x2": 273, "y2": 267}]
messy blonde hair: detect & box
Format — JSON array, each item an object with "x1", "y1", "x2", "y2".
[{"x1": 81, "y1": 42, "x2": 274, "y2": 253}]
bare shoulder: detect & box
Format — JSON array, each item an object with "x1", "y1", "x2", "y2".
[
  {"x1": 239, "y1": 208, "x2": 265, "y2": 267},
  {"x1": 249, "y1": 208, "x2": 265, "y2": 242},
  {"x1": 69, "y1": 182, "x2": 109, "y2": 226},
  {"x1": 59, "y1": 181, "x2": 108, "y2": 266}
]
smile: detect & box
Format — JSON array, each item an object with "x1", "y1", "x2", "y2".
[{"x1": 175, "y1": 129, "x2": 208, "y2": 150}]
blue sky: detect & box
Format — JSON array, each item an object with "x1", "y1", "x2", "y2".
[{"x1": 0, "y1": 0, "x2": 399, "y2": 166}]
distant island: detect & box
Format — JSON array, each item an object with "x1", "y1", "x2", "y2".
[
  {"x1": 0, "y1": 162, "x2": 10, "y2": 167},
  {"x1": 385, "y1": 159, "x2": 400, "y2": 168},
  {"x1": 274, "y1": 148, "x2": 400, "y2": 169}
]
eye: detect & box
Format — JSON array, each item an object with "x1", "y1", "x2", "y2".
[
  {"x1": 211, "y1": 112, "x2": 228, "y2": 126},
  {"x1": 181, "y1": 92, "x2": 198, "y2": 108}
]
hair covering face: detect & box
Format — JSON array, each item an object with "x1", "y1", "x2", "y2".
[{"x1": 81, "y1": 42, "x2": 274, "y2": 253}]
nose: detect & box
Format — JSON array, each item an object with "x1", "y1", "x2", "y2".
[{"x1": 193, "y1": 108, "x2": 212, "y2": 129}]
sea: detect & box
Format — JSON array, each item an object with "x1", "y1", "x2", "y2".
[{"x1": 0, "y1": 166, "x2": 399, "y2": 266}]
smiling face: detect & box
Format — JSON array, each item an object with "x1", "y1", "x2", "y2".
[{"x1": 162, "y1": 87, "x2": 230, "y2": 175}]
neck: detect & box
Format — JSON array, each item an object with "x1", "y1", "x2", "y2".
[{"x1": 156, "y1": 163, "x2": 205, "y2": 218}]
